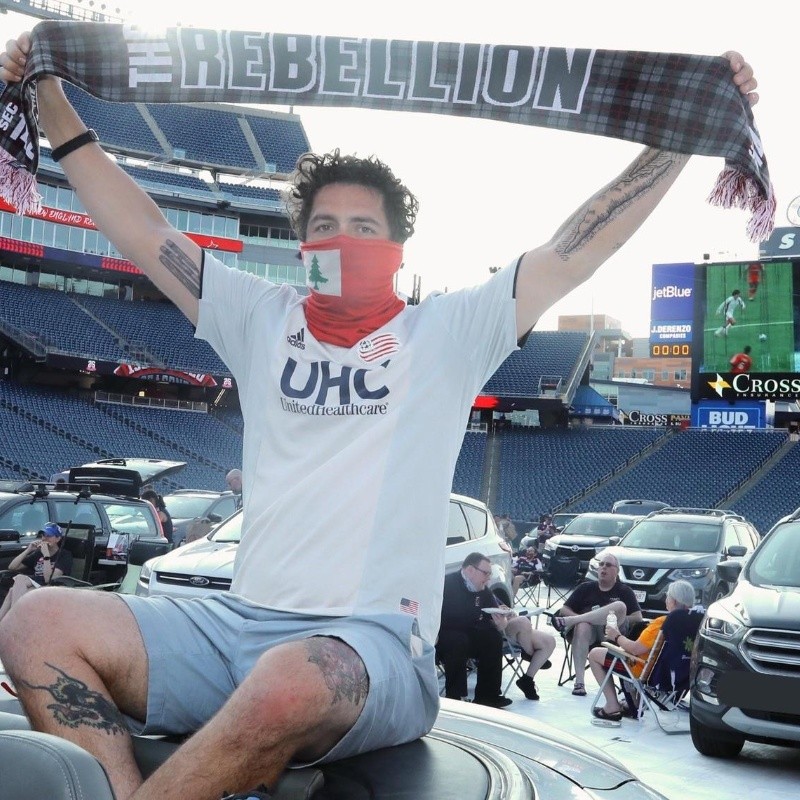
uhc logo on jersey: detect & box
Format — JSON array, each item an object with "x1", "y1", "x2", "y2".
[{"x1": 358, "y1": 333, "x2": 400, "y2": 363}]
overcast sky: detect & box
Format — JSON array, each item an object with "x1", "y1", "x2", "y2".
[{"x1": 1, "y1": 1, "x2": 795, "y2": 337}]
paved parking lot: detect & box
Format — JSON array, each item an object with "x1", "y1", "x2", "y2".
[{"x1": 491, "y1": 610, "x2": 800, "y2": 800}]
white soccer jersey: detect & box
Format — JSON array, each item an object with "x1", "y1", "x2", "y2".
[{"x1": 196, "y1": 253, "x2": 519, "y2": 644}]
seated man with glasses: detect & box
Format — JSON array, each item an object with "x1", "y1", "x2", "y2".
[
  {"x1": 546, "y1": 551, "x2": 642, "y2": 696},
  {"x1": 436, "y1": 552, "x2": 512, "y2": 708}
]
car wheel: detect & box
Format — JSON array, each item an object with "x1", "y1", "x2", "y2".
[
  {"x1": 690, "y1": 712, "x2": 744, "y2": 758},
  {"x1": 713, "y1": 582, "x2": 730, "y2": 602}
]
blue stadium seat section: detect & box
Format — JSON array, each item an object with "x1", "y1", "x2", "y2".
[
  {"x1": 452, "y1": 431, "x2": 487, "y2": 500},
  {"x1": 568, "y1": 429, "x2": 788, "y2": 520},
  {"x1": 728, "y1": 437, "x2": 800, "y2": 534},
  {"x1": 483, "y1": 331, "x2": 589, "y2": 396},
  {"x1": 245, "y1": 116, "x2": 312, "y2": 174},
  {"x1": 64, "y1": 84, "x2": 164, "y2": 157},
  {"x1": 145, "y1": 104, "x2": 258, "y2": 170},
  {"x1": 121, "y1": 164, "x2": 216, "y2": 200},
  {"x1": 495, "y1": 427, "x2": 667, "y2": 521},
  {"x1": 76, "y1": 295, "x2": 229, "y2": 375},
  {"x1": 0, "y1": 382, "x2": 241, "y2": 490},
  {"x1": 0, "y1": 283, "x2": 128, "y2": 362}
]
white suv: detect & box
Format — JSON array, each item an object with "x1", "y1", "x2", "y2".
[{"x1": 135, "y1": 493, "x2": 514, "y2": 604}]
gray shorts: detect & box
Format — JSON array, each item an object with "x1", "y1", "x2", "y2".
[{"x1": 116, "y1": 593, "x2": 439, "y2": 765}]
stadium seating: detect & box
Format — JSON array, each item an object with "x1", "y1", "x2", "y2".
[
  {"x1": 0, "y1": 283, "x2": 127, "y2": 362},
  {"x1": 75, "y1": 295, "x2": 229, "y2": 375},
  {"x1": 494, "y1": 427, "x2": 667, "y2": 521},
  {"x1": 452, "y1": 431, "x2": 488, "y2": 500},
  {"x1": 64, "y1": 84, "x2": 164, "y2": 157},
  {"x1": 483, "y1": 331, "x2": 589, "y2": 397},
  {"x1": 569, "y1": 429, "x2": 788, "y2": 518}
]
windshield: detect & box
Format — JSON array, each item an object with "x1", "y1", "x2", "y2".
[
  {"x1": 747, "y1": 522, "x2": 800, "y2": 588},
  {"x1": 563, "y1": 516, "x2": 638, "y2": 537},
  {"x1": 163, "y1": 495, "x2": 216, "y2": 519},
  {"x1": 210, "y1": 512, "x2": 243, "y2": 543},
  {"x1": 618, "y1": 519, "x2": 721, "y2": 553}
]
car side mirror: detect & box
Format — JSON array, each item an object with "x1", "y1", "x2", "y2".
[
  {"x1": 717, "y1": 560, "x2": 742, "y2": 583},
  {"x1": 608, "y1": 536, "x2": 621, "y2": 546},
  {"x1": 207, "y1": 513, "x2": 223, "y2": 524},
  {"x1": 0, "y1": 529, "x2": 20, "y2": 542},
  {"x1": 447, "y1": 536, "x2": 466, "y2": 546},
  {"x1": 727, "y1": 545, "x2": 747, "y2": 558}
]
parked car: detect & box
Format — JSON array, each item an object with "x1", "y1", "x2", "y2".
[
  {"x1": 689, "y1": 510, "x2": 800, "y2": 758},
  {"x1": 161, "y1": 489, "x2": 240, "y2": 546},
  {"x1": 586, "y1": 507, "x2": 760, "y2": 617},
  {"x1": 136, "y1": 493, "x2": 515, "y2": 605},
  {"x1": 611, "y1": 499, "x2": 671, "y2": 515},
  {"x1": 540, "y1": 512, "x2": 643, "y2": 576},
  {"x1": 0, "y1": 458, "x2": 180, "y2": 579}
]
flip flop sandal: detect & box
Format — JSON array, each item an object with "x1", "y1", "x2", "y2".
[
  {"x1": 592, "y1": 706, "x2": 623, "y2": 724},
  {"x1": 543, "y1": 613, "x2": 566, "y2": 633},
  {"x1": 572, "y1": 682, "x2": 587, "y2": 696}
]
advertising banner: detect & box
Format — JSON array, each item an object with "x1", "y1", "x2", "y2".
[
  {"x1": 691, "y1": 401, "x2": 767, "y2": 429},
  {"x1": 649, "y1": 263, "x2": 695, "y2": 357}
]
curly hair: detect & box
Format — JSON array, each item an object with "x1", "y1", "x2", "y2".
[{"x1": 285, "y1": 150, "x2": 418, "y2": 243}]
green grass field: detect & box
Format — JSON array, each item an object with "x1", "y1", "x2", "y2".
[{"x1": 702, "y1": 261, "x2": 794, "y2": 373}]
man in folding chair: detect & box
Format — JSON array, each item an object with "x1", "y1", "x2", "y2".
[
  {"x1": 587, "y1": 579, "x2": 696, "y2": 726},
  {"x1": 546, "y1": 552, "x2": 642, "y2": 696}
]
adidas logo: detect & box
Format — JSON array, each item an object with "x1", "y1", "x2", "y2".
[{"x1": 287, "y1": 328, "x2": 306, "y2": 349}]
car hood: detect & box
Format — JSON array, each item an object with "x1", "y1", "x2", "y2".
[
  {"x1": 153, "y1": 537, "x2": 237, "y2": 576},
  {"x1": 548, "y1": 533, "x2": 609, "y2": 548},
  {"x1": 436, "y1": 700, "x2": 653, "y2": 791},
  {"x1": 722, "y1": 580, "x2": 800, "y2": 630},
  {"x1": 608, "y1": 546, "x2": 716, "y2": 569}
]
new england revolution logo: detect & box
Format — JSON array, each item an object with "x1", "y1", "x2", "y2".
[{"x1": 358, "y1": 333, "x2": 400, "y2": 363}]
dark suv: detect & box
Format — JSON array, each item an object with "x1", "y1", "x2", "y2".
[
  {"x1": 690, "y1": 512, "x2": 800, "y2": 758},
  {"x1": 0, "y1": 458, "x2": 182, "y2": 578},
  {"x1": 540, "y1": 512, "x2": 642, "y2": 577},
  {"x1": 586, "y1": 508, "x2": 760, "y2": 617}
]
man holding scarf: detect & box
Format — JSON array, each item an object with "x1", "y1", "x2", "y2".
[{"x1": 0, "y1": 28, "x2": 758, "y2": 800}]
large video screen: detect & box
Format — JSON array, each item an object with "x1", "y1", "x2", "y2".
[{"x1": 691, "y1": 259, "x2": 799, "y2": 401}]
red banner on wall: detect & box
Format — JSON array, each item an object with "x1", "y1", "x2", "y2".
[{"x1": 0, "y1": 198, "x2": 243, "y2": 252}]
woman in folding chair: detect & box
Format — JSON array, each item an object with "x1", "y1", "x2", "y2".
[
  {"x1": 0, "y1": 523, "x2": 73, "y2": 623},
  {"x1": 587, "y1": 580, "x2": 695, "y2": 723}
]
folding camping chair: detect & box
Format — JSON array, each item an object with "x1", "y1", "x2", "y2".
[
  {"x1": 591, "y1": 608, "x2": 703, "y2": 733},
  {"x1": 539, "y1": 553, "x2": 583, "y2": 611}
]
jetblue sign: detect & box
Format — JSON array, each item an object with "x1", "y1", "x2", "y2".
[
  {"x1": 691, "y1": 401, "x2": 766, "y2": 429},
  {"x1": 650, "y1": 263, "x2": 694, "y2": 357}
]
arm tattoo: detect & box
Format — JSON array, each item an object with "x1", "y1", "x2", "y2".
[
  {"x1": 18, "y1": 662, "x2": 127, "y2": 735},
  {"x1": 159, "y1": 238, "x2": 201, "y2": 297},
  {"x1": 305, "y1": 637, "x2": 369, "y2": 707},
  {"x1": 553, "y1": 149, "x2": 687, "y2": 259}
]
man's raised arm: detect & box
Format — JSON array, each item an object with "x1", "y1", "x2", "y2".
[
  {"x1": 0, "y1": 33, "x2": 202, "y2": 324},
  {"x1": 513, "y1": 50, "x2": 759, "y2": 340}
]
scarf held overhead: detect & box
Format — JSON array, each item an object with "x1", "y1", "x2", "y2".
[{"x1": 0, "y1": 21, "x2": 775, "y2": 240}]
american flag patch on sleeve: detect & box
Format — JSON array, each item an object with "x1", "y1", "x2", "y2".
[{"x1": 400, "y1": 597, "x2": 419, "y2": 615}]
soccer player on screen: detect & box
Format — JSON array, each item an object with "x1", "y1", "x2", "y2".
[
  {"x1": 747, "y1": 262, "x2": 763, "y2": 300},
  {"x1": 715, "y1": 289, "x2": 746, "y2": 337},
  {"x1": 730, "y1": 345, "x2": 752, "y2": 374}
]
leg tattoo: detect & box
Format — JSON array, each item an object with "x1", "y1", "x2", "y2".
[
  {"x1": 304, "y1": 638, "x2": 369, "y2": 707},
  {"x1": 18, "y1": 662, "x2": 128, "y2": 735}
]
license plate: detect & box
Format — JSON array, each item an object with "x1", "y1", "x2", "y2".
[{"x1": 634, "y1": 590, "x2": 646, "y2": 602}]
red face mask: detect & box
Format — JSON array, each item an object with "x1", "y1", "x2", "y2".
[{"x1": 300, "y1": 235, "x2": 405, "y2": 348}]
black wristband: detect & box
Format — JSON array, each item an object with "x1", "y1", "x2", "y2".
[{"x1": 51, "y1": 129, "x2": 99, "y2": 162}]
